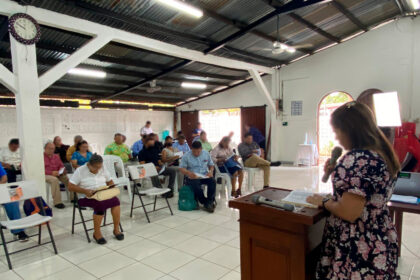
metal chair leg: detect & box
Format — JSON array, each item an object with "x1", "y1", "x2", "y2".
[
  {"x1": 0, "y1": 227, "x2": 12, "y2": 270},
  {"x1": 153, "y1": 196, "x2": 157, "y2": 211},
  {"x1": 166, "y1": 198, "x2": 173, "y2": 216},
  {"x1": 38, "y1": 225, "x2": 42, "y2": 245},
  {"x1": 71, "y1": 202, "x2": 76, "y2": 234},
  {"x1": 78, "y1": 206, "x2": 91, "y2": 243},
  {"x1": 46, "y1": 223, "x2": 58, "y2": 254},
  {"x1": 139, "y1": 195, "x2": 151, "y2": 223},
  {"x1": 130, "y1": 184, "x2": 137, "y2": 218},
  {"x1": 119, "y1": 222, "x2": 123, "y2": 232},
  {"x1": 103, "y1": 211, "x2": 107, "y2": 226}
]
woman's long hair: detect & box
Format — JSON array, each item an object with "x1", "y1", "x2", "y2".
[
  {"x1": 331, "y1": 101, "x2": 400, "y2": 177},
  {"x1": 218, "y1": 136, "x2": 230, "y2": 149}
]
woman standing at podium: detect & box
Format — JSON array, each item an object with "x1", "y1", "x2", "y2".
[{"x1": 307, "y1": 101, "x2": 400, "y2": 280}]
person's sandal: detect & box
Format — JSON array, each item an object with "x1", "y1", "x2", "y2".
[
  {"x1": 93, "y1": 234, "x2": 107, "y2": 245},
  {"x1": 113, "y1": 231, "x2": 125, "y2": 241}
]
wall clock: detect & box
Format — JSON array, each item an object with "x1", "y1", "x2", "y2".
[{"x1": 8, "y1": 13, "x2": 41, "y2": 45}]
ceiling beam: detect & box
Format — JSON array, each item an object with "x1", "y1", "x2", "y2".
[
  {"x1": 222, "y1": 46, "x2": 286, "y2": 66},
  {"x1": 288, "y1": 13, "x2": 341, "y2": 43},
  {"x1": 331, "y1": 1, "x2": 368, "y2": 32}
]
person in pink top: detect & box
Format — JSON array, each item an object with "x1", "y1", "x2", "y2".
[{"x1": 44, "y1": 141, "x2": 70, "y2": 209}]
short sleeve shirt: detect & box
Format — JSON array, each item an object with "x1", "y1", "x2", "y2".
[
  {"x1": 70, "y1": 164, "x2": 111, "y2": 191},
  {"x1": 0, "y1": 165, "x2": 6, "y2": 178},
  {"x1": 71, "y1": 151, "x2": 92, "y2": 166},
  {"x1": 180, "y1": 150, "x2": 214, "y2": 175},
  {"x1": 104, "y1": 142, "x2": 132, "y2": 162}
]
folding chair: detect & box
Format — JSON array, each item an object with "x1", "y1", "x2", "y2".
[
  {"x1": 103, "y1": 155, "x2": 132, "y2": 203},
  {"x1": 127, "y1": 163, "x2": 173, "y2": 223},
  {"x1": 214, "y1": 165, "x2": 232, "y2": 199},
  {"x1": 0, "y1": 181, "x2": 57, "y2": 270},
  {"x1": 71, "y1": 193, "x2": 123, "y2": 243}
]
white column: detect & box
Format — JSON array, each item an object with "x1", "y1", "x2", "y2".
[{"x1": 10, "y1": 36, "x2": 46, "y2": 196}]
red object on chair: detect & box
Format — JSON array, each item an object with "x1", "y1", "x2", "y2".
[{"x1": 394, "y1": 122, "x2": 420, "y2": 172}]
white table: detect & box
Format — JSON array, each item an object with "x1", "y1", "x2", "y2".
[{"x1": 295, "y1": 144, "x2": 319, "y2": 166}]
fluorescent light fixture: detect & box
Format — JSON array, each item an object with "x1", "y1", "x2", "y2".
[
  {"x1": 372, "y1": 19, "x2": 396, "y2": 31},
  {"x1": 286, "y1": 47, "x2": 296, "y2": 53},
  {"x1": 314, "y1": 42, "x2": 338, "y2": 53},
  {"x1": 373, "y1": 91, "x2": 402, "y2": 127},
  {"x1": 410, "y1": 0, "x2": 420, "y2": 10},
  {"x1": 186, "y1": 97, "x2": 199, "y2": 102},
  {"x1": 342, "y1": 31, "x2": 365, "y2": 42},
  {"x1": 155, "y1": 0, "x2": 203, "y2": 18},
  {"x1": 181, "y1": 82, "x2": 207, "y2": 89},
  {"x1": 68, "y1": 68, "x2": 106, "y2": 78}
]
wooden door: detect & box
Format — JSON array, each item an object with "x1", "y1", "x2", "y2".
[
  {"x1": 241, "y1": 106, "x2": 266, "y2": 141},
  {"x1": 180, "y1": 111, "x2": 199, "y2": 145}
]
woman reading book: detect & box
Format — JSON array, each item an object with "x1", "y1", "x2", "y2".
[
  {"x1": 68, "y1": 154, "x2": 124, "y2": 245},
  {"x1": 306, "y1": 101, "x2": 400, "y2": 279}
]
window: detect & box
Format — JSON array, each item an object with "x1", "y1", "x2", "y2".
[{"x1": 199, "y1": 108, "x2": 241, "y2": 146}]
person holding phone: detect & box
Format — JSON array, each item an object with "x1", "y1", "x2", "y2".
[
  {"x1": 68, "y1": 154, "x2": 123, "y2": 245},
  {"x1": 306, "y1": 102, "x2": 400, "y2": 279}
]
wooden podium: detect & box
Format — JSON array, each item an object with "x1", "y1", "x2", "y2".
[{"x1": 229, "y1": 188, "x2": 326, "y2": 280}]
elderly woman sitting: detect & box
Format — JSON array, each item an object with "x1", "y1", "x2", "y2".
[
  {"x1": 211, "y1": 136, "x2": 244, "y2": 197},
  {"x1": 68, "y1": 154, "x2": 123, "y2": 245}
]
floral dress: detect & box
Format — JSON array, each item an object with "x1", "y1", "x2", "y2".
[{"x1": 316, "y1": 150, "x2": 399, "y2": 280}]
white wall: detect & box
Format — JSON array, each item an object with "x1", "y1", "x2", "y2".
[
  {"x1": 179, "y1": 17, "x2": 420, "y2": 163},
  {"x1": 0, "y1": 106, "x2": 173, "y2": 153}
]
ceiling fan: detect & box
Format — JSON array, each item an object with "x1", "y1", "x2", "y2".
[
  {"x1": 146, "y1": 80, "x2": 162, "y2": 93},
  {"x1": 253, "y1": 15, "x2": 312, "y2": 55}
]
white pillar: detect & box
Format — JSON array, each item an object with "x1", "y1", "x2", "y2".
[{"x1": 10, "y1": 36, "x2": 46, "y2": 196}]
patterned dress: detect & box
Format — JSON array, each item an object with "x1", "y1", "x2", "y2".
[{"x1": 316, "y1": 150, "x2": 400, "y2": 280}]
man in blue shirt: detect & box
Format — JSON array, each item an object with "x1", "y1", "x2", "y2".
[
  {"x1": 245, "y1": 125, "x2": 266, "y2": 150},
  {"x1": 0, "y1": 165, "x2": 29, "y2": 241},
  {"x1": 173, "y1": 135, "x2": 190, "y2": 153},
  {"x1": 180, "y1": 141, "x2": 216, "y2": 213},
  {"x1": 192, "y1": 122, "x2": 202, "y2": 139},
  {"x1": 131, "y1": 134, "x2": 146, "y2": 158}
]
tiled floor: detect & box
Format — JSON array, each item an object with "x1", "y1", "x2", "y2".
[{"x1": 0, "y1": 166, "x2": 419, "y2": 279}]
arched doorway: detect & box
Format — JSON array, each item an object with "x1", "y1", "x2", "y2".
[{"x1": 318, "y1": 91, "x2": 353, "y2": 163}]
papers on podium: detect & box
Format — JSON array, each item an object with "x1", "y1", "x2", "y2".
[{"x1": 281, "y1": 190, "x2": 318, "y2": 208}]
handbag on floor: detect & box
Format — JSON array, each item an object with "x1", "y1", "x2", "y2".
[
  {"x1": 90, "y1": 185, "x2": 120, "y2": 201},
  {"x1": 178, "y1": 185, "x2": 198, "y2": 211}
]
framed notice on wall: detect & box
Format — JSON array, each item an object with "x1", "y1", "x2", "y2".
[{"x1": 291, "y1": 101, "x2": 303, "y2": 116}]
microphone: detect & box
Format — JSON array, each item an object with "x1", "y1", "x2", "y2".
[
  {"x1": 321, "y1": 146, "x2": 343, "y2": 183},
  {"x1": 251, "y1": 195, "x2": 295, "y2": 212}
]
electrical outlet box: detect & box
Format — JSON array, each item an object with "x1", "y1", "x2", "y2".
[{"x1": 282, "y1": 122, "x2": 288, "y2": 126}]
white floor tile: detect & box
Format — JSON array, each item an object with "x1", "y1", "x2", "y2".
[
  {"x1": 173, "y1": 236, "x2": 220, "y2": 257},
  {"x1": 225, "y1": 237, "x2": 240, "y2": 248},
  {"x1": 199, "y1": 214, "x2": 233, "y2": 226},
  {"x1": 141, "y1": 248, "x2": 195, "y2": 273},
  {"x1": 220, "y1": 270, "x2": 241, "y2": 280},
  {"x1": 103, "y1": 232, "x2": 144, "y2": 250},
  {"x1": 60, "y1": 244, "x2": 112, "y2": 264},
  {"x1": 41, "y1": 266, "x2": 96, "y2": 280},
  {"x1": 173, "y1": 220, "x2": 215, "y2": 235},
  {"x1": 117, "y1": 239, "x2": 167, "y2": 261},
  {"x1": 0, "y1": 270, "x2": 22, "y2": 280},
  {"x1": 202, "y1": 245, "x2": 240, "y2": 269},
  {"x1": 170, "y1": 259, "x2": 229, "y2": 280},
  {"x1": 155, "y1": 216, "x2": 191, "y2": 228},
  {"x1": 14, "y1": 255, "x2": 72, "y2": 280},
  {"x1": 101, "y1": 262, "x2": 164, "y2": 280},
  {"x1": 130, "y1": 223, "x2": 169, "y2": 238},
  {"x1": 158, "y1": 276, "x2": 177, "y2": 280},
  {"x1": 150, "y1": 229, "x2": 193, "y2": 247},
  {"x1": 199, "y1": 226, "x2": 238, "y2": 243},
  {"x1": 78, "y1": 251, "x2": 135, "y2": 278}
]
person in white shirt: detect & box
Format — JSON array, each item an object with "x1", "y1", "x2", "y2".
[
  {"x1": 0, "y1": 139, "x2": 21, "y2": 183},
  {"x1": 68, "y1": 154, "x2": 123, "y2": 245},
  {"x1": 140, "y1": 121, "x2": 153, "y2": 136}
]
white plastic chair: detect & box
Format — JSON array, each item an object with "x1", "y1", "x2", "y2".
[
  {"x1": 103, "y1": 155, "x2": 132, "y2": 203},
  {"x1": 243, "y1": 167, "x2": 263, "y2": 192},
  {"x1": 46, "y1": 176, "x2": 72, "y2": 205},
  {"x1": 214, "y1": 165, "x2": 232, "y2": 199},
  {"x1": 0, "y1": 181, "x2": 58, "y2": 269},
  {"x1": 127, "y1": 163, "x2": 173, "y2": 223}
]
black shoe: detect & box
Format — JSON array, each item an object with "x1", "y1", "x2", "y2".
[
  {"x1": 54, "y1": 203, "x2": 65, "y2": 209},
  {"x1": 270, "y1": 161, "x2": 281, "y2": 167},
  {"x1": 113, "y1": 231, "x2": 125, "y2": 241},
  {"x1": 263, "y1": 186, "x2": 270, "y2": 189},
  {"x1": 162, "y1": 192, "x2": 174, "y2": 198},
  {"x1": 204, "y1": 203, "x2": 215, "y2": 213},
  {"x1": 93, "y1": 234, "x2": 107, "y2": 245},
  {"x1": 16, "y1": 231, "x2": 29, "y2": 242}
]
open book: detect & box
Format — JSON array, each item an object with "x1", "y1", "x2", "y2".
[
  {"x1": 281, "y1": 190, "x2": 319, "y2": 208},
  {"x1": 174, "y1": 151, "x2": 183, "y2": 158},
  {"x1": 59, "y1": 167, "x2": 65, "y2": 175}
]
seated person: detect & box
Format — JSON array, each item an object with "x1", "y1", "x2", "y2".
[
  {"x1": 211, "y1": 136, "x2": 243, "y2": 197},
  {"x1": 238, "y1": 133, "x2": 271, "y2": 189},
  {"x1": 245, "y1": 125, "x2": 266, "y2": 151},
  {"x1": 53, "y1": 136, "x2": 69, "y2": 163},
  {"x1": 162, "y1": 136, "x2": 183, "y2": 189},
  {"x1": 44, "y1": 141, "x2": 71, "y2": 209},
  {"x1": 179, "y1": 141, "x2": 216, "y2": 213},
  {"x1": 66, "y1": 135, "x2": 83, "y2": 162},
  {"x1": 69, "y1": 154, "x2": 123, "y2": 245},
  {"x1": 131, "y1": 133, "x2": 146, "y2": 158},
  {"x1": 0, "y1": 165, "x2": 29, "y2": 241},
  {"x1": 174, "y1": 130, "x2": 183, "y2": 142},
  {"x1": 104, "y1": 133, "x2": 132, "y2": 163},
  {"x1": 173, "y1": 135, "x2": 190, "y2": 153},
  {"x1": 0, "y1": 138, "x2": 21, "y2": 183},
  {"x1": 71, "y1": 140, "x2": 92, "y2": 169},
  {"x1": 192, "y1": 122, "x2": 202, "y2": 140},
  {"x1": 140, "y1": 120, "x2": 153, "y2": 136},
  {"x1": 197, "y1": 131, "x2": 212, "y2": 152},
  {"x1": 151, "y1": 133, "x2": 164, "y2": 152},
  {"x1": 138, "y1": 136, "x2": 176, "y2": 198}
]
